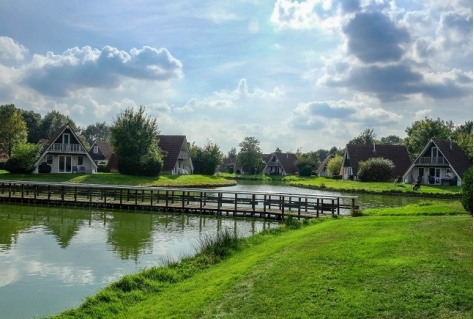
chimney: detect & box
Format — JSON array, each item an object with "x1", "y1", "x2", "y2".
[
  {"x1": 372, "y1": 142, "x2": 376, "y2": 153},
  {"x1": 450, "y1": 138, "x2": 452, "y2": 150}
]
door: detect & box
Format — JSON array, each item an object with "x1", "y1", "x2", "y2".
[{"x1": 58, "y1": 155, "x2": 72, "y2": 173}]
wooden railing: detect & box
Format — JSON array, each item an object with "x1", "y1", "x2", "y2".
[
  {"x1": 50, "y1": 143, "x2": 85, "y2": 153},
  {"x1": 415, "y1": 157, "x2": 448, "y2": 165}
]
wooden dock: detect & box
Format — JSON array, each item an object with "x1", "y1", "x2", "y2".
[{"x1": 0, "y1": 181, "x2": 358, "y2": 220}]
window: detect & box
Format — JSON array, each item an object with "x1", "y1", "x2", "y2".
[
  {"x1": 77, "y1": 156, "x2": 83, "y2": 165},
  {"x1": 62, "y1": 133, "x2": 70, "y2": 145},
  {"x1": 431, "y1": 147, "x2": 439, "y2": 157},
  {"x1": 47, "y1": 155, "x2": 53, "y2": 165},
  {"x1": 93, "y1": 146, "x2": 98, "y2": 153},
  {"x1": 418, "y1": 167, "x2": 424, "y2": 177}
]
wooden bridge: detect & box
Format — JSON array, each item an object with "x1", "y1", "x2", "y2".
[{"x1": 0, "y1": 181, "x2": 358, "y2": 220}]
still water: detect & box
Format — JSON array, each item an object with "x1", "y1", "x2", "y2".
[
  {"x1": 0, "y1": 204, "x2": 278, "y2": 319},
  {"x1": 0, "y1": 182, "x2": 433, "y2": 319}
]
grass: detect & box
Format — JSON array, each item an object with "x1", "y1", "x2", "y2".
[
  {"x1": 49, "y1": 208, "x2": 472, "y2": 319},
  {"x1": 363, "y1": 200, "x2": 466, "y2": 216},
  {"x1": 218, "y1": 173, "x2": 462, "y2": 196},
  {"x1": 0, "y1": 170, "x2": 236, "y2": 187}
]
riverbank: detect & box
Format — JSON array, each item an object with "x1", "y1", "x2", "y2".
[
  {"x1": 218, "y1": 173, "x2": 462, "y2": 197},
  {"x1": 50, "y1": 205, "x2": 472, "y2": 319}
]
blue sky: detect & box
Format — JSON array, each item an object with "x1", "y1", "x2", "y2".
[{"x1": 0, "y1": 0, "x2": 472, "y2": 153}]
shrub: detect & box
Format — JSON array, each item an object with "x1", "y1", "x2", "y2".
[
  {"x1": 357, "y1": 157, "x2": 394, "y2": 182},
  {"x1": 326, "y1": 155, "x2": 343, "y2": 176},
  {"x1": 461, "y1": 166, "x2": 472, "y2": 214},
  {"x1": 5, "y1": 143, "x2": 40, "y2": 174}
]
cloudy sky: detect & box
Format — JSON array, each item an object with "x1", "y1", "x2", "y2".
[{"x1": 0, "y1": 0, "x2": 472, "y2": 153}]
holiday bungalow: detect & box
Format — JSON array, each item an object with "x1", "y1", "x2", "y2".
[
  {"x1": 158, "y1": 135, "x2": 194, "y2": 174},
  {"x1": 263, "y1": 152, "x2": 298, "y2": 175},
  {"x1": 402, "y1": 138, "x2": 470, "y2": 186},
  {"x1": 341, "y1": 144, "x2": 411, "y2": 180},
  {"x1": 34, "y1": 124, "x2": 97, "y2": 174},
  {"x1": 88, "y1": 140, "x2": 114, "y2": 165},
  {"x1": 316, "y1": 154, "x2": 334, "y2": 177}
]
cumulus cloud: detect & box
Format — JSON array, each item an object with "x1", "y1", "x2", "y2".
[
  {"x1": 0, "y1": 36, "x2": 28, "y2": 62},
  {"x1": 22, "y1": 45, "x2": 183, "y2": 97}
]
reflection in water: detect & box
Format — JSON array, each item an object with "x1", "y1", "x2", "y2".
[{"x1": 0, "y1": 204, "x2": 278, "y2": 319}]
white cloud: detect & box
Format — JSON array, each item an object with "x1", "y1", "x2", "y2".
[{"x1": 0, "y1": 36, "x2": 28, "y2": 62}]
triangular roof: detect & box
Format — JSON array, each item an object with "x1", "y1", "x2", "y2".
[
  {"x1": 403, "y1": 138, "x2": 471, "y2": 179},
  {"x1": 157, "y1": 135, "x2": 188, "y2": 172},
  {"x1": 89, "y1": 140, "x2": 114, "y2": 160},
  {"x1": 344, "y1": 144, "x2": 411, "y2": 179},
  {"x1": 265, "y1": 152, "x2": 298, "y2": 175},
  {"x1": 316, "y1": 153, "x2": 334, "y2": 175}
]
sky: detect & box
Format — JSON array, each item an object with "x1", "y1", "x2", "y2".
[{"x1": 0, "y1": 0, "x2": 472, "y2": 154}]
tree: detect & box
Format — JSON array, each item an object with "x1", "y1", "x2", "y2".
[
  {"x1": 405, "y1": 117, "x2": 453, "y2": 156},
  {"x1": 453, "y1": 121, "x2": 473, "y2": 160},
  {"x1": 357, "y1": 158, "x2": 395, "y2": 182},
  {"x1": 110, "y1": 106, "x2": 163, "y2": 176},
  {"x1": 227, "y1": 147, "x2": 237, "y2": 159},
  {"x1": 461, "y1": 166, "x2": 472, "y2": 214},
  {"x1": 295, "y1": 152, "x2": 320, "y2": 176},
  {"x1": 21, "y1": 110, "x2": 43, "y2": 143},
  {"x1": 189, "y1": 140, "x2": 223, "y2": 175},
  {"x1": 83, "y1": 122, "x2": 110, "y2": 145},
  {"x1": 0, "y1": 104, "x2": 28, "y2": 157},
  {"x1": 380, "y1": 135, "x2": 403, "y2": 145},
  {"x1": 4, "y1": 142, "x2": 41, "y2": 173},
  {"x1": 348, "y1": 128, "x2": 378, "y2": 145},
  {"x1": 237, "y1": 137, "x2": 263, "y2": 174},
  {"x1": 326, "y1": 155, "x2": 343, "y2": 176},
  {"x1": 39, "y1": 110, "x2": 79, "y2": 140}
]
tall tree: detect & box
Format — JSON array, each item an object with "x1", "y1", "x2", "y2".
[
  {"x1": 189, "y1": 140, "x2": 223, "y2": 175},
  {"x1": 0, "y1": 104, "x2": 27, "y2": 157},
  {"x1": 348, "y1": 128, "x2": 378, "y2": 145},
  {"x1": 326, "y1": 155, "x2": 343, "y2": 176},
  {"x1": 380, "y1": 135, "x2": 403, "y2": 145},
  {"x1": 295, "y1": 151, "x2": 320, "y2": 176},
  {"x1": 227, "y1": 147, "x2": 237, "y2": 159},
  {"x1": 237, "y1": 136, "x2": 264, "y2": 174},
  {"x1": 110, "y1": 106, "x2": 163, "y2": 176},
  {"x1": 39, "y1": 110, "x2": 79, "y2": 140},
  {"x1": 83, "y1": 122, "x2": 110, "y2": 145},
  {"x1": 21, "y1": 110, "x2": 43, "y2": 143},
  {"x1": 453, "y1": 121, "x2": 473, "y2": 160},
  {"x1": 405, "y1": 117, "x2": 453, "y2": 156}
]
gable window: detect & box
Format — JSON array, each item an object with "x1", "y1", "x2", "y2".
[
  {"x1": 431, "y1": 147, "x2": 439, "y2": 157},
  {"x1": 62, "y1": 133, "x2": 70, "y2": 145},
  {"x1": 93, "y1": 146, "x2": 98, "y2": 153}
]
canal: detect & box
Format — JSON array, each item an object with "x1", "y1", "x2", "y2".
[{"x1": 0, "y1": 182, "x2": 436, "y2": 318}]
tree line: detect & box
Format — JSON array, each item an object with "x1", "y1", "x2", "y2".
[{"x1": 0, "y1": 104, "x2": 471, "y2": 177}]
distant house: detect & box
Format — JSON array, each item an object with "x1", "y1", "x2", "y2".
[
  {"x1": 158, "y1": 135, "x2": 194, "y2": 174},
  {"x1": 402, "y1": 138, "x2": 470, "y2": 186},
  {"x1": 219, "y1": 157, "x2": 237, "y2": 173},
  {"x1": 316, "y1": 154, "x2": 334, "y2": 177},
  {"x1": 34, "y1": 124, "x2": 97, "y2": 174},
  {"x1": 88, "y1": 141, "x2": 114, "y2": 165},
  {"x1": 341, "y1": 144, "x2": 411, "y2": 180},
  {"x1": 262, "y1": 152, "x2": 298, "y2": 175}
]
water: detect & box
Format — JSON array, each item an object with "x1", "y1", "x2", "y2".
[{"x1": 0, "y1": 204, "x2": 278, "y2": 319}]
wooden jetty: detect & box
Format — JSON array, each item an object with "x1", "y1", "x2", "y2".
[{"x1": 0, "y1": 181, "x2": 358, "y2": 220}]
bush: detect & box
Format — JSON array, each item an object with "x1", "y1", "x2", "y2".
[
  {"x1": 97, "y1": 164, "x2": 110, "y2": 173},
  {"x1": 461, "y1": 166, "x2": 472, "y2": 214},
  {"x1": 326, "y1": 155, "x2": 343, "y2": 176},
  {"x1": 118, "y1": 153, "x2": 162, "y2": 177},
  {"x1": 4, "y1": 143, "x2": 40, "y2": 174},
  {"x1": 357, "y1": 157, "x2": 394, "y2": 182}
]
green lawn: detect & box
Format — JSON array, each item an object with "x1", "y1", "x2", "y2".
[
  {"x1": 363, "y1": 200, "x2": 466, "y2": 216},
  {"x1": 50, "y1": 211, "x2": 472, "y2": 319},
  {"x1": 0, "y1": 171, "x2": 235, "y2": 187}
]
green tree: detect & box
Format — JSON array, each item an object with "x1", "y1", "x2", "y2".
[
  {"x1": 453, "y1": 121, "x2": 473, "y2": 160},
  {"x1": 348, "y1": 128, "x2": 378, "y2": 145},
  {"x1": 295, "y1": 152, "x2": 320, "y2": 176},
  {"x1": 357, "y1": 158, "x2": 395, "y2": 182},
  {"x1": 461, "y1": 166, "x2": 472, "y2": 214},
  {"x1": 0, "y1": 104, "x2": 28, "y2": 157},
  {"x1": 227, "y1": 147, "x2": 237, "y2": 159},
  {"x1": 21, "y1": 110, "x2": 43, "y2": 143},
  {"x1": 405, "y1": 117, "x2": 453, "y2": 156},
  {"x1": 326, "y1": 155, "x2": 343, "y2": 176},
  {"x1": 237, "y1": 137, "x2": 263, "y2": 174},
  {"x1": 39, "y1": 110, "x2": 79, "y2": 140},
  {"x1": 380, "y1": 135, "x2": 403, "y2": 145},
  {"x1": 4, "y1": 142, "x2": 41, "y2": 173},
  {"x1": 83, "y1": 122, "x2": 110, "y2": 145},
  {"x1": 110, "y1": 106, "x2": 163, "y2": 176},
  {"x1": 189, "y1": 140, "x2": 223, "y2": 175}
]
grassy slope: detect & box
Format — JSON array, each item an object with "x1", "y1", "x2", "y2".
[{"x1": 52, "y1": 214, "x2": 473, "y2": 319}]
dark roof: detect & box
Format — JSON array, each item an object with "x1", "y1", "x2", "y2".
[
  {"x1": 316, "y1": 154, "x2": 334, "y2": 174},
  {"x1": 432, "y1": 138, "x2": 471, "y2": 178},
  {"x1": 219, "y1": 157, "x2": 237, "y2": 172},
  {"x1": 89, "y1": 141, "x2": 114, "y2": 161},
  {"x1": 273, "y1": 152, "x2": 298, "y2": 175},
  {"x1": 106, "y1": 153, "x2": 118, "y2": 171},
  {"x1": 346, "y1": 144, "x2": 411, "y2": 179},
  {"x1": 157, "y1": 135, "x2": 187, "y2": 171},
  {"x1": 39, "y1": 123, "x2": 69, "y2": 156}
]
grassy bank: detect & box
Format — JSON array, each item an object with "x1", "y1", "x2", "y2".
[
  {"x1": 0, "y1": 170, "x2": 236, "y2": 187},
  {"x1": 50, "y1": 210, "x2": 472, "y2": 318},
  {"x1": 218, "y1": 173, "x2": 462, "y2": 196}
]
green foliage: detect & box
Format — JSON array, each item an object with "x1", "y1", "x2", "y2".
[
  {"x1": 326, "y1": 154, "x2": 343, "y2": 176},
  {"x1": 454, "y1": 121, "x2": 473, "y2": 160},
  {"x1": 83, "y1": 122, "x2": 110, "y2": 145},
  {"x1": 189, "y1": 140, "x2": 222, "y2": 175},
  {"x1": 39, "y1": 110, "x2": 79, "y2": 140},
  {"x1": 195, "y1": 228, "x2": 241, "y2": 259},
  {"x1": 348, "y1": 128, "x2": 377, "y2": 145},
  {"x1": 237, "y1": 136, "x2": 263, "y2": 174},
  {"x1": 380, "y1": 135, "x2": 403, "y2": 145},
  {"x1": 295, "y1": 152, "x2": 320, "y2": 176},
  {"x1": 357, "y1": 157, "x2": 394, "y2": 182},
  {"x1": 110, "y1": 106, "x2": 163, "y2": 177},
  {"x1": 5, "y1": 143, "x2": 41, "y2": 174},
  {"x1": 461, "y1": 166, "x2": 472, "y2": 214},
  {"x1": 0, "y1": 104, "x2": 28, "y2": 157},
  {"x1": 21, "y1": 110, "x2": 43, "y2": 143},
  {"x1": 405, "y1": 117, "x2": 453, "y2": 156}
]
